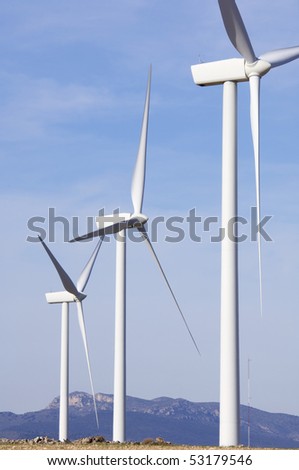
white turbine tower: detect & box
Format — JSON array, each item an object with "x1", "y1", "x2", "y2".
[
  {"x1": 191, "y1": 0, "x2": 299, "y2": 446},
  {"x1": 39, "y1": 236, "x2": 102, "y2": 441},
  {"x1": 71, "y1": 66, "x2": 200, "y2": 443}
]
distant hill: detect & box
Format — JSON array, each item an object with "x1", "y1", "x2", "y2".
[{"x1": 0, "y1": 392, "x2": 299, "y2": 448}]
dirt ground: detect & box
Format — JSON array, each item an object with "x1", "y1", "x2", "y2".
[{"x1": 0, "y1": 437, "x2": 256, "y2": 451}]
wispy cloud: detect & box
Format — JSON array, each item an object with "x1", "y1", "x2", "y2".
[
  {"x1": 0, "y1": 72, "x2": 152, "y2": 141},
  {"x1": 0, "y1": 0, "x2": 150, "y2": 47}
]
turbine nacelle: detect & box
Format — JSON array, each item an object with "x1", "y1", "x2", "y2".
[
  {"x1": 95, "y1": 212, "x2": 148, "y2": 232},
  {"x1": 96, "y1": 213, "x2": 131, "y2": 229},
  {"x1": 45, "y1": 291, "x2": 87, "y2": 304},
  {"x1": 191, "y1": 57, "x2": 271, "y2": 87},
  {"x1": 191, "y1": 58, "x2": 247, "y2": 86}
]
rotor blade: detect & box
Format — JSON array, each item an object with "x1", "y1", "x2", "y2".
[
  {"x1": 260, "y1": 46, "x2": 299, "y2": 68},
  {"x1": 131, "y1": 65, "x2": 152, "y2": 214},
  {"x1": 137, "y1": 227, "x2": 201, "y2": 357},
  {"x1": 76, "y1": 238, "x2": 103, "y2": 293},
  {"x1": 76, "y1": 301, "x2": 99, "y2": 429},
  {"x1": 249, "y1": 75, "x2": 263, "y2": 317},
  {"x1": 69, "y1": 220, "x2": 129, "y2": 243},
  {"x1": 38, "y1": 236, "x2": 81, "y2": 298},
  {"x1": 218, "y1": 0, "x2": 256, "y2": 63}
]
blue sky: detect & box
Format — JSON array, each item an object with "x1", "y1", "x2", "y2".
[{"x1": 1, "y1": 0, "x2": 299, "y2": 423}]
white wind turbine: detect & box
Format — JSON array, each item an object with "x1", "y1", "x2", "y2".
[
  {"x1": 191, "y1": 0, "x2": 299, "y2": 446},
  {"x1": 39, "y1": 236, "x2": 102, "y2": 441},
  {"x1": 71, "y1": 66, "x2": 200, "y2": 443}
]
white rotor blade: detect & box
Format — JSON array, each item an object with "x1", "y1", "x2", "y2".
[
  {"x1": 249, "y1": 75, "x2": 263, "y2": 317},
  {"x1": 76, "y1": 238, "x2": 103, "y2": 293},
  {"x1": 137, "y1": 227, "x2": 201, "y2": 356},
  {"x1": 70, "y1": 220, "x2": 129, "y2": 243},
  {"x1": 38, "y1": 236, "x2": 81, "y2": 299},
  {"x1": 218, "y1": 0, "x2": 256, "y2": 63},
  {"x1": 76, "y1": 301, "x2": 99, "y2": 429},
  {"x1": 131, "y1": 65, "x2": 152, "y2": 214},
  {"x1": 260, "y1": 46, "x2": 299, "y2": 68}
]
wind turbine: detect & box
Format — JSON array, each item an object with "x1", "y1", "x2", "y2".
[
  {"x1": 191, "y1": 0, "x2": 299, "y2": 446},
  {"x1": 70, "y1": 66, "x2": 200, "y2": 442},
  {"x1": 39, "y1": 236, "x2": 102, "y2": 441}
]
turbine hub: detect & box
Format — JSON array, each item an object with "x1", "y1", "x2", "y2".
[
  {"x1": 129, "y1": 212, "x2": 148, "y2": 228},
  {"x1": 76, "y1": 292, "x2": 87, "y2": 302},
  {"x1": 245, "y1": 59, "x2": 271, "y2": 78}
]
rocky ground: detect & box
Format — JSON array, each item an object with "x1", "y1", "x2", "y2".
[
  {"x1": 0, "y1": 436, "x2": 183, "y2": 450},
  {"x1": 0, "y1": 435, "x2": 247, "y2": 450}
]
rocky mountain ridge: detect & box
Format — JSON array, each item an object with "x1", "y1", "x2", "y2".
[{"x1": 1, "y1": 391, "x2": 299, "y2": 448}]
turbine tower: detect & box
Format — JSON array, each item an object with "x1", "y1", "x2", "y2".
[
  {"x1": 39, "y1": 237, "x2": 102, "y2": 441},
  {"x1": 191, "y1": 0, "x2": 299, "y2": 446},
  {"x1": 71, "y1": 66, "x2": 200, "y2": 442}
]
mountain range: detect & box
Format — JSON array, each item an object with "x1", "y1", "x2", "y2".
[{"x1": 1, "y1": 392, "x2": 299, "y2": 448}]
